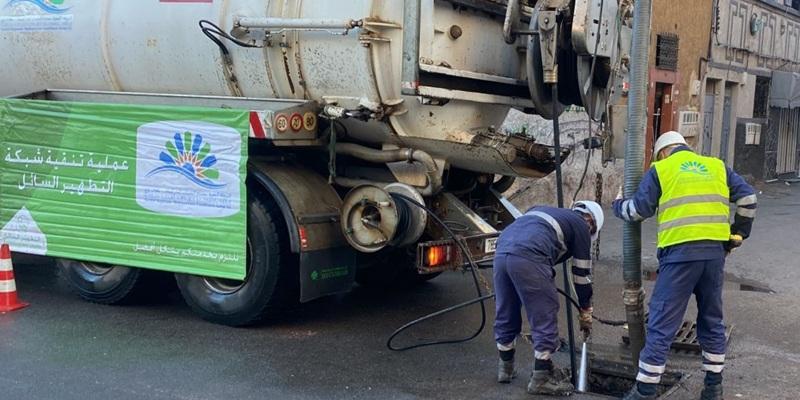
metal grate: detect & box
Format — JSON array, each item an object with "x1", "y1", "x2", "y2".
[
  {"x1": 656, "y1": 33, "x2": 679, "y2": 71},
  {"x1": 622, "y1": 315, "x2": 734, "y2": 354}
]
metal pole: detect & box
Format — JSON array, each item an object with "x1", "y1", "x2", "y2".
[
  {"x1": 236, "y1": 17, "x2": 361, "y2": 30},
  {"x1": 401, "y1": 0, "x2": 421, "y2": 95},
  {"x1": 623, "y1": 0, "x2": 652, "y2": 367},
  {"x1": 551, "y1": 84, "x2": 578, "y2": 386}
]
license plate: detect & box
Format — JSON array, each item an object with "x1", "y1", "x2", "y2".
[{"x1": 484, "y1": 237, "x2": 498, "y2": 253}]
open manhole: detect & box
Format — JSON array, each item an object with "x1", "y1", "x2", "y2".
[{"x1": 586, "y1": 357, "x2": 683, "y2": 398}]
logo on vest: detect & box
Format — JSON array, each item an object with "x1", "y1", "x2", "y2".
[{"x1": 679, "y1": 160, "x2": 710, "y2": 176}]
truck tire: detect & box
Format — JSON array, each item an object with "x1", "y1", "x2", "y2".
[
  {"x1": 174, "y1": 192, "x2": 297, "y2": 327},
  {"x1": 57, "y1": 259, "x2": 156, "y2": 305}
]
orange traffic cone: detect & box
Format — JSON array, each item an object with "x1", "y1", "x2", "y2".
[{"x1": 0, "y1": 243, "x2": 28, "y2": 313}]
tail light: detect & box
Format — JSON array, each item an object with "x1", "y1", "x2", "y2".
[
  {"x1": 417, "y1": 241, "x2": 459, "y2": 273},
  {"x1": 426, "y1": 245, "x2": 453, "y2": 268}
]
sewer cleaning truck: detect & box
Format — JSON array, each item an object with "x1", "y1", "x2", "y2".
[{"x1": 0, "y1": 0, "x2": 631, "y2": 326}]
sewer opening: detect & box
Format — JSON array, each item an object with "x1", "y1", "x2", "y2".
[{"x1": 584, "y1": 359, "x2": 683, "y2": 398}]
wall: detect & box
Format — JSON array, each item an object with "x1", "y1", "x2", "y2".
[
  {"x1": 710, "y1": 0, "x2": 800, "y2": 173},
  {"x1": 713, "y1": 0, "x2": 800, "y2": 75},
  {"x1": 650, "y1": 0, "x2": 715, "y2": 111},
  {"x1": 502, "y1": 109, "x2": 624, "y2": 210},
  {"x1": 733, "y1": 118, "x2": 769, "y2": 180}
]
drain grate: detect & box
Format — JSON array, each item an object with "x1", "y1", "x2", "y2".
[{"x1": 623, "y1": 315, "x2": 734, "y2": 353}]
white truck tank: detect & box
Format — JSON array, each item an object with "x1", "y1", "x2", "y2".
[{"x1": 0, "y1": 0, "x2": 625, "y2": 178}]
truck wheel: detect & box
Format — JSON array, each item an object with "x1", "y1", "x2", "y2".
[
  {"x1": 175, "y1": 193, "x2": 297, "y2": 327},
  {"x1": 57, "y1": 259, "x2": 154, "y2": 305}
]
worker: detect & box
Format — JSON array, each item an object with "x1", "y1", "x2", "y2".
[
  {"x1": 614, "y1": 131, "x2": 757, "y2": 400},
  {"x1": 493, "y1": 200, "x2": 604, "y2": 396}
]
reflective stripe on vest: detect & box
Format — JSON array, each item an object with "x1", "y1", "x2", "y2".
[
  {"x1": 653, "y1": 151, "x2": 730, "y2": 248},
  {"x1": 524, "y1": 210, "x2": 567, "y2": 260}
]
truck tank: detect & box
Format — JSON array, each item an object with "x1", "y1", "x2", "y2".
[{"x1": 0, "y1": 0, "x2": 628, "y2": 178}]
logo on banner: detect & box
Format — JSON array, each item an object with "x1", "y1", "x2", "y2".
[
  {"x1": 4, "y1": 0, "x2": 70, "y2": 14},
  {"x1": 136, "y1": 121, "x2": 241, "y2": 218},
  {"x1": 148, "y1": 132, "x2": 225, "y2": 190}
]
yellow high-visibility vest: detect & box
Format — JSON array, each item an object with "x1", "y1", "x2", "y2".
[{"x1": 652, "y1": 150, "x2": 730, "y2": 248}]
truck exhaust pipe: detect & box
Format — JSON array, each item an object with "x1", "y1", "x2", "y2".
[{"x1": 622, "y1": 0, "x2": 653, "y2": 366}]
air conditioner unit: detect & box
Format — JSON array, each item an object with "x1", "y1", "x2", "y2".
[
  {"x1": 745, "y1": 123, "x2": 762, "y2": 145},
  {"x1": 677, "y1": 111, "x2": 700, "y2": 137}
]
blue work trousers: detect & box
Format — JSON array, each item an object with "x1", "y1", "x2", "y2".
[
  {"x1": 493, "y1": 253, "x2": 560, "y2": 360},
  {"x1": 637, "y1": 258, "x2": 727, "y2": 383}
]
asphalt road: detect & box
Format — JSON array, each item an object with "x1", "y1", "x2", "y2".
[
  {"x1": 3, "y1": 256, "x2": 590, "y2": 400},
  {"x1": 2, "y1": 182, "x2": 798, "y2": 400}
]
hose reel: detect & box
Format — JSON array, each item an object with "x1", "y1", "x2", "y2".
[
  {"x1": 340, "y1": 183, "x2": 427, "y2": 253},
  {"x1": 526, "y1": 0, "x2": 630, "y2": 121}
]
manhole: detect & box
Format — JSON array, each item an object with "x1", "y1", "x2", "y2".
[{"x1": 584, "y1": 357, "x2": 683, "y2": 398}]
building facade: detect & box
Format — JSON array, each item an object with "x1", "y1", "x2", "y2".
[
  {"x1": 644, "y1": 0, "x2": 800, "y2": 179},
  {"x1": 708, "y1": 0, "x2": 800, "y2": 179},
  {"x1": 645, "y1": 0, "x2": 715, "y2": 165}
]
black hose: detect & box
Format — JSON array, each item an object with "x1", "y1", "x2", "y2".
[
  {"x1": 386, "y1": 194, "x2": 625, "y2": 352},
  {"x1": 386, "y1": 193, "x2": 487, "y2": 351}
]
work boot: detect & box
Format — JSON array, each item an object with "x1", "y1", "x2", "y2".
[
  {"x1": 699, "y1": 384, "x2": 723, "y2": 400},
  {"x1": 527, "y1": 369, "x2": 574, "y2": 396},
  {"x1": 497, "y1": 359, "x2": 516, "y2": 383},
  {"x1": 622, "y1": 386, "x2": 657, "y2": 400}
]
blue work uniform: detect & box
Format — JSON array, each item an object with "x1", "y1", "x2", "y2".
[
  {"x1": 613, "y1": 146, "x2": 757, "y2": 384},
  {"x1": 493, "y1": 206, "x2": 594, "y2": 361}
]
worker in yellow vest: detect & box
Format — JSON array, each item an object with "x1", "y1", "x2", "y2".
[{"x1": 613, "y1": 131, "x2": 757, "y2": 400}]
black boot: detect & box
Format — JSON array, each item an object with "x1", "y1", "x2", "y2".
[
  {"x1": 497, "y1": 349, "x2": 515, "y2": 383},
  {"x1": 622, "y1": 383, "x2": 657, "y2": 400},
  {"x1": 699, "y1": 384, "x2": 723, "y2": 400},
  {"x1": 527, "y1": 360, "x2": 573, "y2": 396}
]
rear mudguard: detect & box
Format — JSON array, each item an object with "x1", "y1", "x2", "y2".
[{"x1": 248, "y1": 160, "x2": 356, "y2": 303}]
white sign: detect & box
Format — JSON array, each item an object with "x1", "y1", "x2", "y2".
[
  {"x1": 135, "y1": 121, "x2": 242, "y2": 218},
  {"x1": 0, "y1": 207, "x2": 47, "y2": 255}
]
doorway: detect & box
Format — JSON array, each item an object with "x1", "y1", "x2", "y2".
[
  {"x1": 702, "y1": 82, "x2": 716, "y2": 156},
  {"x1": 719, "y1": 86, "x2": 733, "y2": 163}
]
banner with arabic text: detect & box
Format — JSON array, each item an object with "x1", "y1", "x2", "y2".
[{"x1": 0, "y1": 99, "x2": 248, "y2": 279}]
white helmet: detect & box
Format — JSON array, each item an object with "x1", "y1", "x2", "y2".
[
  {"x1": 573, "y1": 201, "x2": 604, "y2": 241},
  {"x1": 653, "y1": 131, "x2": 687, "y2": 156}
]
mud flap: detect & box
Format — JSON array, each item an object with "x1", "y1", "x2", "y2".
[{"x1": 299, "y1": 246, "x2": 357, "y2": 303}]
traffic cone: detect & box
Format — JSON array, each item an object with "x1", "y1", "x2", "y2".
[{"x1": 0, "y1": 243, "x2": 28, "y2": 313}]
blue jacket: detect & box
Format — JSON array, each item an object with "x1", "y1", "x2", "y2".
[
  {"x1": 612, "y1": 146, "x2": 757, "y2": 264},
  {"x1": 496, "y1": 206, "x2": 594, "y2": 308}
]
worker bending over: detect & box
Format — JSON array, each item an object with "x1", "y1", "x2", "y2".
[
  {"x1": 493, "y1": 201, "x2": 604, "y2": 396},
  {"x1": 615, "y1": 132, "x2": 757, "y2": 400}
]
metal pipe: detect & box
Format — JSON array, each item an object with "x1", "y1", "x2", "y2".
[
  {"x1": 551, "y1": 83, "x2": 578, "y2": 387},
  {"x1": 235, "y1": 17, "x2": 362, "y2": 31},
  {"x1": 502, "y1": 0, "x2": 520, "y2": 44},
  {"x1": 577, "y1": 342, "x2": 589, "y2": 392},
  {"x1": 401, "y1": 0, "x2": 422, "y2": 95},
  {"x1": 334, "y1": 143, "x2": 441, "y2": 196},
  {"x1": 623, "y1": 0, "x2": 652, "y2": 367}
]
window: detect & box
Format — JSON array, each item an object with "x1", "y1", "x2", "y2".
[{"x1": 656, "y1": 33, "x2": 679, "y2": 71}]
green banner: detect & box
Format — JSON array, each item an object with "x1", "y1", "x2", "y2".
[{"x1": 0, "y1": 99, "x2": 248, "y2": 280}]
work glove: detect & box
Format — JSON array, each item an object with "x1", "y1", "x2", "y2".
[
  {"x1": 579, "y1": 307, "x2": 593, "y2": 340},
  {"x1": 724, "y1": 234, "x2": 743, "y2": 255}
]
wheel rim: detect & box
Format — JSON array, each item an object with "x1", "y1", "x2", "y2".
[
  {"x1": 202, "y1": 237, "x2": 253, "y2": 294},
  {"x1": 78, "y1": 261, "x2": 115, "y2": 276}
]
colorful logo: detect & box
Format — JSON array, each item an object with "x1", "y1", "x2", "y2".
[
  {"x1": 4, "y1": 0, "x2": 71, "y2": 14},
  {"x1": 146, "y1": 132, "x2": 225, "y2": 190},
  {"x1": 679, "y1": 160, "x2": 710, "y2": 176}
]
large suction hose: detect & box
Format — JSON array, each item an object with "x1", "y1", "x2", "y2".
[{"x1": 623, "y1": 0, "x2": 652, "y2": 367}]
